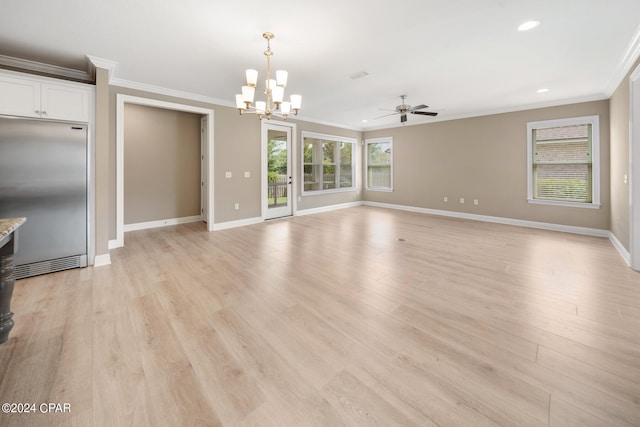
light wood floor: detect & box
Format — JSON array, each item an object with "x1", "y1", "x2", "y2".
[{"x1": 1, "y1": 206, "x2": 640, "y2": 426}]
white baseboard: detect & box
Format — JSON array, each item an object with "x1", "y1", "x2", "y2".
[
  {"x1": 296, "y1": 201, "x2": 364, "y2": 217},
  {"x1": 108, "y1": 239, "x2": 121, "y2": 250},
  {"x1": 363, "y1": 201, "x2": 610, "y2": 238},
  {"x1": 211, "y1": 202, "x2": 364, "y2": 230},
  {"x1": 93, "y1": 253, "x2": 112, "y2": 267},
  {"x1": 609, "y1": 232, "x2": 631, "y2": 266},
  {"x1": 124, "y1": 215, "x2": 202, "y2": 233},
  {"x1": 212, "y1": 216, "x2": 262, "y2": 231},
  {"x1": 101, "y1": 202, "x2": 630, "y2": 266}
]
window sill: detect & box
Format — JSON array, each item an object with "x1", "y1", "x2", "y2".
[
  {"x1": 527, "y1": 199, "x2": 601, "y2": 209},
  {"x1": 366, "y1": 188, "x2": 394, "y2": 193},
  {"x1": 302, "y1": 187, "x2": 358, "y2": 196}
]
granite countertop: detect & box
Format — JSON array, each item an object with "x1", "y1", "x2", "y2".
[{"x1": 0, "y1": 218, "x2": 27, "y2": 243}]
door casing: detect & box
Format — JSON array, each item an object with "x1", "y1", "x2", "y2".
[{"x1": 261, "y1": 120, "x2": 297, "y2": 220}]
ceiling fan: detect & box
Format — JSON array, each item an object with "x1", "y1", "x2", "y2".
[{"x1": 375, "y1": 95, "x2": 438, "y2": 123}]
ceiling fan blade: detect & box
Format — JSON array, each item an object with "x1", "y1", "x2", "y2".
[
  {"x1": 412, "y1": 111, "x2": 438, "y2": 116},
  {"x1": 400, "y1": 114, "x2": 407, "y2": 123},
  {"x1": 409, "y1": 104, "x2": 429, "y2": 112},
  {"x1": 373, "y1": 112, "x2": 399, "y2": 120}
]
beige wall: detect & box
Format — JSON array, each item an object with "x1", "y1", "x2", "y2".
[
  {"x1": 107, "y1": 85, "x2": 261, "y2": 237},
  {"x1": 610, "y1": 57, "x2": 640, "y2": 250},
  {"x1": 364, "y1": 100, "x2": 611, "y2": 230},
  {"x1": 95, "y1": 84, "x2": 630, "y2": 256},
  {"x1": 105, "y1": 85, "x2": 359, "y2": 241},
  {"x1": 123, "y1": 104, "x2": 201, "y2": 224},
  {"x1": 212, "y1": 106, "x2": 261, "y2": 223}
]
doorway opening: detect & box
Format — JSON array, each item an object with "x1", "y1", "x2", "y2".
[{"x1": 113, "y1": 95, "x2": 214, "y2": 248}]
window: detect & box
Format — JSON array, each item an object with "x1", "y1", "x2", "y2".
[
  {"x1": 365, "y1": 137, "x2": 393, "y2": 191},
  {"x1": 302, "y1": 132, "x2": 356, "y2": 194},
  {"x1": 527, "y1": 115, "x2": 600, "y2": 208}
]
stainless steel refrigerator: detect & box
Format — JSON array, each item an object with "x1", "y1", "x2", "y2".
[{"x1": 0, "y1": 116, "x2": 88, "y2": 279}]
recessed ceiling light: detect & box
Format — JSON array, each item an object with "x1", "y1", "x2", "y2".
[
  {"x1": 518, "y1": 20, "x2": 540, "y2": 31},
  {"x1": 537, "y1": 88, "x2": 550, "y2": 93},
  {"x1": 362, "y1": 119, "x2": 368, "y2": 123}
]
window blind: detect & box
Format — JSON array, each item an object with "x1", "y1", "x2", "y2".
[{"x1": 532, "y1": 124, "x2": 592, "y2": 202}]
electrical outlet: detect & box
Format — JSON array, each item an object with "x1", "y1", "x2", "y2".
[
  {"x1": 234, "y1": 203, "x2": 239, "y2": 210},
  {"x1": 460, "y1": 198, "x2": 464, "y2": 204},
  {"x1": 474, "y1": 199, "x2": 479, "y2": 205},
  {"x1": 244, "y1": 171, "x2": 251, "y2": 178},
  {"x1": 444, "y1": 196, "x2": 448, "y2": 202},
  {"x1": 225, "y1": 171, "x2": 232, "y2": 178}
]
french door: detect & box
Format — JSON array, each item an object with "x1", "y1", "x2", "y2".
[{"x1": 262, "y1": 121, "x2": 295, "y2": 219}]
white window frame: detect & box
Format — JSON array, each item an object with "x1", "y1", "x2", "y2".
[
  {"x1": 301, "y1": 131, "x2": 357, "y2": 195},
  {"x1": 365, "y1": 137, "x2": 394, "y2": 192},
  {"x1": 527, "y1": 115, "x2": 600, "y2": 209}
]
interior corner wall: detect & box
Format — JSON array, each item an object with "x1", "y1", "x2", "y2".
[
  {"x1": 363, "y1": 100, "x2": 611, "y2": 230},
  {"x1": 123, "y1": 104, "x2": 201, "y2": 225},
  {"x1": 610, "y1": 57, "x2": 640, "y2": 251}
]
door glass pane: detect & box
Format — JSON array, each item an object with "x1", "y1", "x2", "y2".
[{"x1": 267, "y1": 130, "x2": 288, "y2": 209}]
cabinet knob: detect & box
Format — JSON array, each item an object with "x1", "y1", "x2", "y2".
[
  {"x1": 42, "y1": 111, "x2": 47, "y2": 115},
  {"x1": 35, "y1": 110, "x2": 40, "y2": 114}
]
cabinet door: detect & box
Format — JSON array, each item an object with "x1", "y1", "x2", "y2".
[
  {"x1": 0, "y1": 75, "x2": 41, "y2": 118},
  {"x1": 41, "y1": 83, "x2": 89, "y2": 122}
]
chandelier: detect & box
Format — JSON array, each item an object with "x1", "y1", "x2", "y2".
[{"x1": 235, "y1": 32, "x2": 301, "y2": 120}]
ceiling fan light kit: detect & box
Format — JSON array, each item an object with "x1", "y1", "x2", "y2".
[{"x1": 235, "y1": 32, "x2": 302, "y2": 120}]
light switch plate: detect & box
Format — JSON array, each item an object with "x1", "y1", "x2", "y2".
[
  {"x1": 225, "y1": 171, "x2": 232, "y2": 178},
  {"x1": 244, "y1": 171, "x2": 251, "y2": 178}
]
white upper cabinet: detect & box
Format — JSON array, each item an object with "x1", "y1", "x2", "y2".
[
  {"x1": 0, "y1": 75, "x2": 41, "y2": 118},
  {"x1": 0, "y1": 71, "x2": 92, "y2": 123},
  {"x1": 41, "y1": 83, "x2": 89, "y2": 122}
]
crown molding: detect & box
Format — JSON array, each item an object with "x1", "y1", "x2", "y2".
[
  {"x1": 86, "y1": 55, "x2": 118, "y2": 80},
  {"x1": 290, "y1": 113, "x2": 363, "y2": 132},
  {"x1": 109, "y1": 77, "x2": 364, "y2": 131},
  {"x1": 605, "y1": 23, "x2": 640, "y2": 96},
  {"x1": 109, "y1": 77, "x2": 235, "y2": 107},
  {"x1": 0, "y1": 54, "x2": 92, "y2": 82},
  {"x1": 361, "y1": 93, "x2": 609, "y2": 132}
]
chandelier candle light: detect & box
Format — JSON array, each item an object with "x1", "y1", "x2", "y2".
[{"x1": 235, "y1": 32, "x2": 301, "y2": 120}]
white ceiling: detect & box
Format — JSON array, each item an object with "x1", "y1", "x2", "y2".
[{"x1": 1, "y1": 0, "x2": 639, "y2": 130}]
